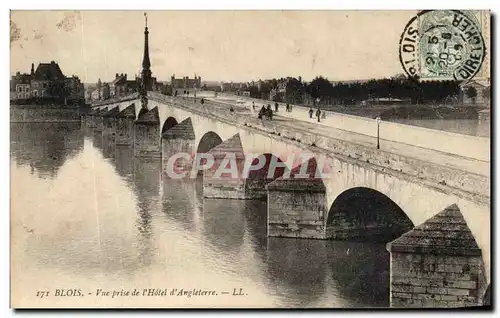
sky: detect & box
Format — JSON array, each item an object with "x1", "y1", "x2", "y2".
[{"x1": 11, "y1": 10, "x2": 425, "y2": 83}]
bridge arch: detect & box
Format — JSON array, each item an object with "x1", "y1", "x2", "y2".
[
  {"x1": 161, "y1": 117, "x2": 178, "y2": 134},
  {"x1": 196, "y1": 131, "x2": 223, "y2": 154},
  {"x1": 195, "y1": 131, "x2": 224, "y2": 177},
  {"x1": 326, "y1": 187, "x2": 414, "y2": 242},
  {"x1": 137, "y1": 107, "x2": 148, "y2": 120},
  {"x1": 245, "y1": 153, "x2": 291, "y2": 200}
]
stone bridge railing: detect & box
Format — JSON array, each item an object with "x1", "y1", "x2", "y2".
[
  {"x1": 146, "y1": 91, "x2": 488, "y2": 201},
  {"x1": 221, "y1": 94, "x2": 490, "y2": 163},
  {"x1": 88, "y1": 91, "x2": 489, "y2": 200},
  {"x1": 90, "y1": 93, "x2": 140, "y2": 107}
]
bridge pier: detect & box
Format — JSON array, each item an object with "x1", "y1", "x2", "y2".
[
  {"x1": 134, "y1": 107, "x2": 161, "y2": 158},
  {"x1": 94, "y1": 108, "x2": 107, "y2": 132},
  {"x1": 116, "y1": 104, "x2": 136, "y2": 146},
  {"x1": 266, "y1": 158, "x2": 327, "y2": 239},
  {"x1": 243, "y1": 154, "x2": 288, "y2": 200},
  {"x1": 103, "y1": 106, "x2": 119, "y2": 141},
  {"x1": 161, "y1": 118, "x2": 195, "y2": 176},
  {"x1": 80, "y1": 114, "x2": 86, "y2": 127},
  {"x1": 203, "y1": 134, "x2": 246, "y2": 199},
  {"x1": 387, "y1": 204, "x2": 488, "y2": 308},
  {"x1": 86, "y1": 110, "x2": 96, "y2": 128}
]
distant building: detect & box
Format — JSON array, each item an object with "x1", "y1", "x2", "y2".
[
  {"x1": 100, "y1": 82, "x2": 111, "y2": 100},
  {"x1": 31, "y1": 61, "x2": 65, "y2": 98},
  {"x1": 110, "y1": 73, "x2": 141, "y2": 98},
  {"x1": 220, "y1": 81, "x2": 250, "y2": 93},
  {"x1": 460, "y1": 78, "x2": 491, "y2": 106},
  {"x1": 11, "y1": 72, "x2": 31, "y2": 100},
  {"x1": 202, "y1": 81, "x2": 221, "y2": 91},
  {"x1": 91, "y1": 89, "x2": 100, "y2": 101},
  {"x1": 84, "y1": 89, "x2": 92, "y2": 104},
  {"x1": 171, "y1": 74, "x2": 201, "y2": 89},
  {"x1": 220, "y1": 82, "x2": 233, "y2": 92},
  {"x1": 89, "y1": 78, "x2": 110, "y2": 101},
  {"x1": 64, "y1": 75, "x2": 85, "y2": 104},
  {"x1": 268, "y1": 77, "x2": 304, "y2": 104},
  {"x1": 10, "y1": 61, "x2": 85, "y2": 105}
]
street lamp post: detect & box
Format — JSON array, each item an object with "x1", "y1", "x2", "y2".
[{"x1": 376, "y1": 116, "x2": 381, "y2": 149}]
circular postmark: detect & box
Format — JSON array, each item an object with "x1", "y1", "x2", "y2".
[{"x1": 399, "y1": 10, "x2": 486, "y2": 82}]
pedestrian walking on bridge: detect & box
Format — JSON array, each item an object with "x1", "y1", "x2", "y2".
[
  {"x1": 275, "y1": 102, "x2": 279, "y2": 112},
  {"x1": 316, "y1": 108, "x2": 321, "y2": 122},
  {"x1": 309, "y1": 108, "x2": 314, "y2": 119}
]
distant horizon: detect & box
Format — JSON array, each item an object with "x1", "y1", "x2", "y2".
[
  {"x1": 77, "y1": 76, "x2": 387, "y2": 87},
  {"x1": 11, "y1": 62, "x2": 389, "y2": 85}
]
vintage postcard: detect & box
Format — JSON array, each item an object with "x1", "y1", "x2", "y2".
[{"x1": 10, "y1": 10, "x2": 491, "y2": 309}]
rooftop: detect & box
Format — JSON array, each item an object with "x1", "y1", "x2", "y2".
[{"x1": 33, "y1": 61, "x2": 65, "y2": 81}]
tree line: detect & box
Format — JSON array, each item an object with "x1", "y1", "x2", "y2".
[{"x1": 245, "y1": 75, "x2": 479, "y2": 105}]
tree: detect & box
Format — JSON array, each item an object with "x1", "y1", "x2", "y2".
[
  {"x1": 248, "y1": 85, "x2": 260, "y2": 98},
  {"x1": 270, "y1": 78, "x2": 278, "y2": 90},
  {"x1": 482, "y1": 86, "x2": 491, "y2": 100},
  {"x1": 307, "y1": 76, "x2": 332, "y2": 101},
  {"x1": 285, "y1": 77, "x2": 304, "y2": 104},
  {"x1": 465, "y1": 86, "x2": 478, "y2": 103}
]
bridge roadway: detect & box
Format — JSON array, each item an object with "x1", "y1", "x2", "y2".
[{"x1": 200, "y1": 95, "x2": 489, "y2": 179}]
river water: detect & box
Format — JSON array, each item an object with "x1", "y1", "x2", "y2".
[
  {"x1": 10, "y1": 122, "x2": 391, "y2": 308},
  {"x1": 389, "y1": 118, "x2": 490, "y2": 137}
]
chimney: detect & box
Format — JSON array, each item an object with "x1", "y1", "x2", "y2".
[
  {"x1": 31, "y1": 63, "x2": 35, "y2": 75},
  {"x1": 116, "y1": 73, "x2": 119, "y2": 78}
]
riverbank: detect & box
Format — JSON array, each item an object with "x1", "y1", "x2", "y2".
[
  {"x1": 323, "y1": 104, "x2": 487, "y2": 120},
  {"x1": 10, "y1": 104, "x2": 87, "y2": 123}
]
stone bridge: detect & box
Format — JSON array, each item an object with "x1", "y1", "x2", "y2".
[{"x1": 86, "y1": 91, "x2": 490, "y2": 308}]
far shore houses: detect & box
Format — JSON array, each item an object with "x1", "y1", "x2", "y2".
[
  {"x1": 86, "y1": 73, "x2": 168, "y2": 103},
  {"x1": 86, "y1": 73, "x2": 204, "y2": 102},
  {"x1": 10, "y1": 61, "x2": 85, "y2": 106}
]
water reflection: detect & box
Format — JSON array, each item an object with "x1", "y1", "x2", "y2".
[
  {"x1": 325, "y1": 241, "x2": 390, "y2": 307},
  {"x1": 11, "y1": 123, "x2": 391, "y2": 308},
  {"x1": 390, "y1": 118, "x2": 490, "y2": 137},
  {"x1": 114, "y1": 145, "x2": 134, "y2": 179},
  {"x1": 161, "y1": 177, "x2": 201, "y2": 233},
  {"x1": 92, "y1": 129, "x2": 103, "y2": 152},
  {"x1": 132, "y1": 157, "x2": 162, "y2": 267},
  {"x1": 201, "y1": 199, "x2": 246, "y2": 256},
  {"x1": 10, "y1": 123, "x2": 84, "y2": 179},
  {"x1": 265, "y1": 238, "x2": 328, "y2": 307},
  {"x1": 240, "y1": 200, "x2": 268, "y2": 258},
  {"x1": 102, "y1": 134, "x2": 116, "y2": 159}
]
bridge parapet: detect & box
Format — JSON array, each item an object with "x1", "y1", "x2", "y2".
[
  {"x1": 146, "y1": 91, "x2": 489, "y2": 199},
  {"x1": 90, "y1": 93, "x2": 140, "y2": 108},
  {"x1": 222, "y1": 94, "x2": 490, "y2": 162}
]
